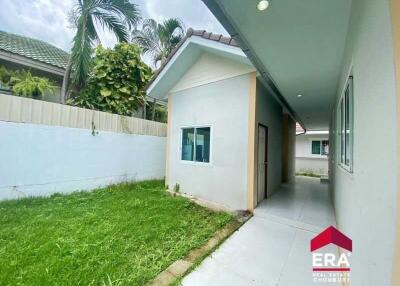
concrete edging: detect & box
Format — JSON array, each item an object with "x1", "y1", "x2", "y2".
[{"x1": 147, "y1": 213, "x2": 251, "y2": 286}]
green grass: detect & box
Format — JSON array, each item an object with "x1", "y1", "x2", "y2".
[
  {"x1": 0, "y1": 180, "x2": 233, "y2": 286},
  {"x1": 295, "y1": 172, "x2": 322, "y2": 178}
]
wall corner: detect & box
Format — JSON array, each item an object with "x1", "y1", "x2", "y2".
[{"x1": 247, "y1": 72, "x2": 257, "y2": 211}]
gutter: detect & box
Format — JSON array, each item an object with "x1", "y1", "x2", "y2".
[{"x1": 202, "y1": 0, "x2": 306, "y2": 131}]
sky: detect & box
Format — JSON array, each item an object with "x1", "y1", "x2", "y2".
[{"x1": 0, "y1": 0, "x2": 227, "y2": 54}]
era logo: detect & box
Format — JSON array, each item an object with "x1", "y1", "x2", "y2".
[
  {"x1": 312, "y1": 253, "x2": 350, "y2": 268},
  {"x1": 310, "y1": 226, "x2": 352, "y2": 272}
]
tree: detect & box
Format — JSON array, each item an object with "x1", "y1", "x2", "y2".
[
  {"x1": 61, "y1": 0, "x2": 141, "y2": 103},
  {"x1": 132, "y1": 18, "x2": 185, "y2": 67},
  {"x1": 67, "y1": 43, "x2": 152, "y2": 116}
]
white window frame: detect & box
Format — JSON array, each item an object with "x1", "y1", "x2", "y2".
[
  {"x1": 310, "y1": 139, "x2": 329, "y2": 156},
  {"x1": 337, "y1": 75, "x2": 354, "y2": 172},
  {"x1": 179, "y1": 125, "x2": 213, "y2": 166}
]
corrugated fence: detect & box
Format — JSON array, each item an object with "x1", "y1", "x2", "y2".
[{"x1": 0, "y1": 94, "x2": 167, "y2": 137}]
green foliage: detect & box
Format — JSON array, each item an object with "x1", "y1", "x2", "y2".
[
  {"x1": 0, "y1": 180, "x2": 232, "y2": 285},
  {"x1": 0, "y1": 65, "x2": 12, "y2": 86},
  {"x1": 68, "y1": 43, "x2": 153, "y2": 116},
  {"x1": 68, "y1": 0, "x2": 141, "y2": 87},
  {"x1": 146, "y1": 101, "x2": 168, "y2": 123},
  {"x1": 173, "y1": 183, "x2": 180, "y2": 193},
  {"x1": 0, "y1": 66, "x2": 55, "y2": 98},
  {"x1": 295, "y1": 170, "x2": 322, "y2": 178},
  {"x1": 10, "y1": 70, "x2": 56, "y2": 98},
  {"x1": 132, "y1": 18, "x2": 185, "y2": 67}
]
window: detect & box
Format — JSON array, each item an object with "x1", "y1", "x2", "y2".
[
  {"x1": 181, "y1": 127, "x2": 211, "y2": 163},
  {"x1": 311, "y1": 140, "x2": 329, "y2": 155},
  {"x1": 338, "y1": 76, "x2": 353, "y2": 170},
  {"x1": 311, "y1": 141, "x2": 321, "y2": 155}
]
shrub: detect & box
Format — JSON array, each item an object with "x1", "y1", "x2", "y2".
[
  {"x1": 10, "y1": 70, "x2": 56, "y2": 98},
  {"x1": 68, "y1": 43, "x2": 153, "y2": 116},
  {"x1": 0, "y1": 66, "x2": 55, "y2": 99}
]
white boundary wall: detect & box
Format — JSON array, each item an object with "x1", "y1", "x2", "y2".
[
  {"x1": 0, "y1": 94, "x2": 167, "y2": 137},
  {"x1": 295, "y1": 133, "x2": 328, "y2": 175},
  {"x1": 0, "y1": 95, "x2": 167, "y2": 200}
]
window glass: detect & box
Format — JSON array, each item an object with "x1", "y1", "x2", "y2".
[
  {"x1": 340, "y1": 99, "x2": 345, "y2": 164},
  {"x1": 195, "y1": 127, "x2": 210, "y2": 163},
  {"x1": 345, "y1": 85, "x2": 351, "y2": 166},
  {"x1": 181, "y1": 128, "x2": 195, "y2": 161},
  {"x1": 321, "y1": 140, "x2": 329, "y2": 155},
  {"x1": 337, "y1": 76, "x2": 353, "y2": 170},
  {"x1": 312, "y1": 141, "x2": 321, "y2": 155}
]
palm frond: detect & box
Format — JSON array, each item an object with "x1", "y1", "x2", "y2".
[
  {"x1": 71, "y1": 16, "x2": 93, "y2": 85},
  {"x1": 67, "y1": 0, "x2": 140, "y2": 86},
  {"x1": 132, "y1": 17, "x2": 185, "y2": 67},
  {"x1": 95, "y1": 0, "x2": 141, "y2": 29},
  {"x1": 161, "y1": 18, "x2": 185, "y2": 37},
  {"x1": 92, "y1": 11, "x2": 128, "y2": 42}
]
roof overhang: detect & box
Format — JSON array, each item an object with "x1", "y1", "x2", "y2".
[
  {"x1": 202, "y1": 0, "x2": 352, "y2": 131},
  {"x1": 147, "y1": 35, "x2": 253, "y2": 100},
  {"x1": 0, "y1": 49, "x2": 65, "y2": 76}
]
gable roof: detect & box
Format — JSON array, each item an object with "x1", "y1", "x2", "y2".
[
  {"x1": 146, "y1": 28, "x2": 240, "y2": 91},
  {"x1": 0, "y1": 30, "x2": 69, "y2": 69}
]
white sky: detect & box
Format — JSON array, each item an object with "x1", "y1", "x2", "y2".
[{"x1": 0, "y1": 0, "x2": 227, "y2": 63}]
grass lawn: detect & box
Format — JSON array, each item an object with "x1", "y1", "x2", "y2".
[{"x1": 0, "y1": 180, "x2": 233, "y2": 285}]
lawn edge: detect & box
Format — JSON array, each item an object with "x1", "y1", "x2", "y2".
[{"x1": 147, "y1": 212, "x2": 252, "y2": 286}]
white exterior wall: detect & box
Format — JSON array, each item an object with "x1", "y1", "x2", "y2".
[
  {"x1": 170, "y1": 53, "x2": 255, "y2": 94},
  {"x1": 255, "y1": 80, "x2": 283, "y2": 197},
  {"x1": 0, "y1": 121, "x2": 166, "y2": 200},
  {"x1": 168, "y1": 74, "x2": 250, "y2": 210},
  {"x1": 330, "y1": 0, "x2": 398, "y2": 285},
  {"x1": 296, "y1": 134, "x2": 328, "y2": 175}
]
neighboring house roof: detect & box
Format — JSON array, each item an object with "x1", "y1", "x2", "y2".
[
  {"x1": 296, "y1": 122, "x2": 305, "y2": 134},
  {"x1": 0, "y1": 30, "x2": 69, "y2": 70},
  {"x1": 147, "y1": 28, "x2": 254, "y2": 99}
]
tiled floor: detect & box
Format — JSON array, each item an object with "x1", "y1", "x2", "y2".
[{"x1": 182, "y1": 176, "x2": 339, "y2": 286}]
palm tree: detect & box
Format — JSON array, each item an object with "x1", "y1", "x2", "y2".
[
  {"x1": 132, "y1": 18, "x2": 185, "y2": 68},
  {"x1": 61, "y1": 0, "x2": 141, "y2": 103}
]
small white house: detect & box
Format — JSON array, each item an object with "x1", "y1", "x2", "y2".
[
  {"x1": 295, "y1": 131, "x2": 329, "y2": 176},
  {"x1": 147, "y1": 29, "x2": 296, "y2": 211}
]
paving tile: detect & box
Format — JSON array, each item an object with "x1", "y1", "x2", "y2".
[{"x1": 183, "y1": 177, "x2": 336, "y2": 286}]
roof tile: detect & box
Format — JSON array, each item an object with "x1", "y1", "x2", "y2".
[
  {"x1": 193, "y1": 30, "x2": 206, "y2": 36},
  {"x1": 209, "y1": 33, "x2": 222, "y2": 41},
  {"x1": 203, "y1": 32, "x2": 212, "y2": 39},
  {"x1": 220, "y1": 36, "x2": 232, "y2": 45},
  {"x1": 0, "y1": 30, "x2": 69, "y2": 69}
]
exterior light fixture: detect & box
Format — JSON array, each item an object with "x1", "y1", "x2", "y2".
[
  {"x1": 297, "y1": 94, "x2": 303, "y2": 98},
  {"x1": 257, "y1": 0, "x2": 270, "y2": 11}
]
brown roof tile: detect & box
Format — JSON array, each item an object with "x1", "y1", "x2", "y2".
[
  {"x1": 146, "y1": 28, "x2": 239, "y2": 92},
  {"x1": 209, "y1": 33, "x2": 222, "y2": 41},
  {"x1": 203, "y1": 32, "x2": 212, "y2": 39},
  {"x1": 220, "y1": 36, "x2": 232, "y2": 45}
]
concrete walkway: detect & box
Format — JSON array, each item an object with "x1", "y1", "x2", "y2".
[{"x1": 182, "y1": 177, "x2": 338, "y2": 286}]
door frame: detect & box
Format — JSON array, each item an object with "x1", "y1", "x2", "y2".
[{"x1": 257, "y1": 123, "x2": 268, "y2": 201}]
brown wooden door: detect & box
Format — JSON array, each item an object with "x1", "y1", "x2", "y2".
[{"x1": 257, "y1": 124, "x2": 268, "y2": 202}]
